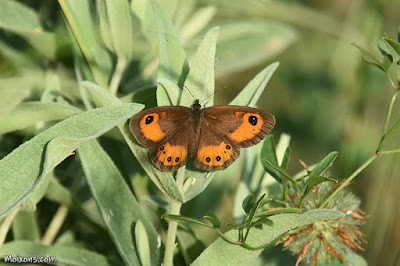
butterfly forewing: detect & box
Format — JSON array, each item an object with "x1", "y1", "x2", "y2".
[
  {"x1": 130, "y1": 106, "x2": 193, "y2": 171},
  {"x1": 202, "y1": 106, "x2": 275, "y2": 148}
]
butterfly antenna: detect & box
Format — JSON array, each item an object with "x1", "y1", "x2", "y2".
[
  {"x1": 200, "y1": 88, "x2": 221, "y2": 105},
  {"x1": 178, "y1": 83, "x2": 196, "y2": 100}
]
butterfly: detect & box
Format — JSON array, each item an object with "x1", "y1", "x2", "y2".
[{"x1": 129, "y1": 100, "x2": 275, "y2": 171}]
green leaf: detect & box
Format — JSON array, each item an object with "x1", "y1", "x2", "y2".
[
  {"x1": 192, "y1": 210, "x2": 344, "y2": 265},
  {"x1": 135, "y1": 220, "x2": 151, "y2": 266},
  {"x1": 183, "y1": 172, "x2": 213, "y2": 203},
  {"x1": 156, "y1": 77, "x2": 182, "y2": 106},
  {"x1": 103, "y1": 0, "x2": 133, "y2": 59},
  {"x1": 12, "y1": 211, "x2": 40, "y2": 241},
  {"x1": 301, "y1": 175, "x2": 337, "y2": 201},
  {"x1": 180, "y1": 27, "x2": 219, "y2": 107},
  {"x1": 59, "y1": 0, "x2": 112, "y2": 88},
  {"x1": 230, "y1": 62, "x2": 279, "y2": 107},
  {"x1": 252, "y1": 217, "x2": 274, "y2": 227},
  {"x1": 0, "y1": 103, "x2": 142, "y2": 219},
  {"x1": 152, "y1": 0, "x2": 188, "y2": 106},
  {"x1": 384, "y1": 38, "x2": 400, "y2": 62},
  {"x1": 163, "y1": 214, "x2": 212, "y2": 228},
  {"x1": 378, "y1": 38, "x2": 400, "y2": 63},
  {"x1": 352, "y1": 42, "x2": 386, "y2": 72},
  {"x1": 260, "y1": 135, "x2": 281, "y2": 182},
  {"x1": 204, "y1": 212, "x2": 221, "y2": 228},
  {"x1": 0, "y1": 241, "x2": 113, "y2": 265},
  {"x1": 0, "y1": 102, "x2": 81, "y2": 134},
  {"x1": 0, "y1": 88, "x2": 29, "y2": 116},
  {"x1": 281, "y1": 147, "x2": 290, "y2": 170},
  {"x1": 213, "y1": 21, "x2": 295, "y2": 77},
  {"x1": 83, "y1": 81, "x2": 184, "y2": 202},
  {"x1": 308, "y1": 151, "x2": 338, "y2": 178},
  {"x1": 79, "y1": 140, "x2": 160, "y2": 266},
  {"x1": 176, "y1": 224, "x2": 207, "y2": 265},
  {"x1": 180, "y1": 6, "x2": 217, "y2": 41},
  {"x1": 242, "y1": 195, "x2": 255, "y2": 214},
  {"x1": 0, "y1": 0, "x2": 56, "y2": 58}
]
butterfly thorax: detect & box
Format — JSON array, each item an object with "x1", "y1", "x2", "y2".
[{"x1": 191, "y1": 99, "x2": 202, "y2": 127}]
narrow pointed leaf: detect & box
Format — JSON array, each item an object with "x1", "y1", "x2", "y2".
[
  {"x1": 79, "y1": 140, "x2": 160, "y2": 266},
  {"x1": 308, "y1": 151, "x2": 338, "y2": 178},
  {"x1": 230, "y1": 62, "x2": 279, "y2": 107},
  {"x1": 181, "y1": 27, "x2": 219, "y2": 107}
]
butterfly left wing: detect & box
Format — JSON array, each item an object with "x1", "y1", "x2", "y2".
[{"x1": 192, "y1": 105, "x2": 275, "y2": 171}]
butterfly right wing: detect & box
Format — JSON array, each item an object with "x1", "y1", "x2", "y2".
[{"x1": 130, "y1": 106, "x2": 193, "y2": 171}]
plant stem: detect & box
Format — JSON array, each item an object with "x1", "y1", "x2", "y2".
[
  {"x1": 41, "y1": 205, "x2": 69, "y2": 245},
  {"x1": 319, "y1": 155, "x2": 376, "y2": 208},
  {"x1": 0, "y1": 208, "x2": 20, "y2": 249},
  {"x1": 377, "y1": 90, "x2": 399, "y2": 152},
  {"x1": 381, "y1": 149, "x2": 400, "y2": 155},
  {"x1": 163, "y1": 167, "x2": 185, "y2": 266},
  {"x1": 109, "y1": 57, "x2": 127, "y2": 96}
]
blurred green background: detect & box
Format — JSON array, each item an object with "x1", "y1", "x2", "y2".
[{"x1": 1, "y1": 0, "x2": 400, "y2": 265}]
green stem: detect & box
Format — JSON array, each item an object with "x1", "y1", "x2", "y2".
[
  {"x1": 0, "y1": 208, "x2": 20, "y2": 249},
  {"x1": 41, "y1": 205, "x2": 69, "y2": 245},
  {"x1": 319, "y1": 155, "x2": 376, "y2": 208},
  {"x1": 378, "y1": 118, "x2": 400, "y2": 152},
  {"x1": 377, "y1": 90, "x2": 399, "y2": 152},
  {"x1": 109, "y1": 57, "x2": 127, "y2": 96},
  {"x1": 163, "y1": 167, "x2": 185, "y2": 266},
  {"x1": 380, "y1": 149, "x2": 400, "y2": 155}
]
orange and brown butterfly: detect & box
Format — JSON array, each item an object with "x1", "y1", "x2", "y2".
[{"x1": 129, "y1": 99, "x2": 275, "y2": 171}]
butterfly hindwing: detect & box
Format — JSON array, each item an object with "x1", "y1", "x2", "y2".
[
  {"x1": 130, "y1": 106, "x2": 193, "y2": 171},
  {"x1": 193, "y1": 125, "x2": 240, "y2": 171}
]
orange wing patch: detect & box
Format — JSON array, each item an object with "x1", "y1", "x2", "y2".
[
  {"x1": 229, "y1": 112, "x2": 263, "y2": 142},
  {"x1": 140, "y1": 113, "x2": 166, "y2": 142},
  {"x1": 156, "y1": 143, "x2": 187, "y2": 166},
  {"x1": 197, "y1": 142, "x2": 234, "y2": 166}
]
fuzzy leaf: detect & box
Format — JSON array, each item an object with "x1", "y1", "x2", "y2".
[
  {"x1": 183, "y1": 172, "x2": 213, "y2": 203},
  {"x1": 79, "y1": 140, "x2": 160, "y2": 266},
  {"x1": 152, "y1": 0, "x2": 188, "y2": 106},
  {"x1": 230, "y1": 62, "x2": 279, "y2": 107},
  {"x1": 135, "y1": 220, "x2": 151, "y2": 266},
  {"x1": 59, "y1": 0, "x2": 112, "y2": 88},
  {"x1": 0, "y1": 241, "x2": 112, "y2": 265},
  {"x1": 180, "y1": 27, "x2": 219, "y2": 107},
  {"x1": 0, "y1": 103, "x2": 142, "y2": 219},
  {"x1": 192, "y1": 210, "x2": 344, "y2": 265},
  {"x1": 308, "y1": 151, "x2": 338, "y2": 178},
  {"x1": 0, "y1": 0, "x2": 56, "y2": 58},
  {"x1": 0, "y1": 102, "x2": 81, "y2": 134}
]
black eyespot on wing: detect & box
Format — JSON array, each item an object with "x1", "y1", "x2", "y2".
[
  {"x1": 146, "y1": 115, "x2": 154, "y2": 124},
  {"x1": 175, "y1": 157, "x2": 179, "y2": 162},
  {"x1": 216, "y1": 156, "x2": 221, "y2": 161},
  {"x1": 167, "y1": 156, "x2": 172, "y2": 162},
  {"x1": 249, "y1": 115, "x2": 257, "y2": 126},
  {"x1": 160, "y1": 146, "x2": 165, "y2": 150},
  {"x1": 226, "y1": 145, "x2": 231, "y2": 149},
  {"x1": 206, "y1": 157, "x2": 211, "y2": 162}
]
